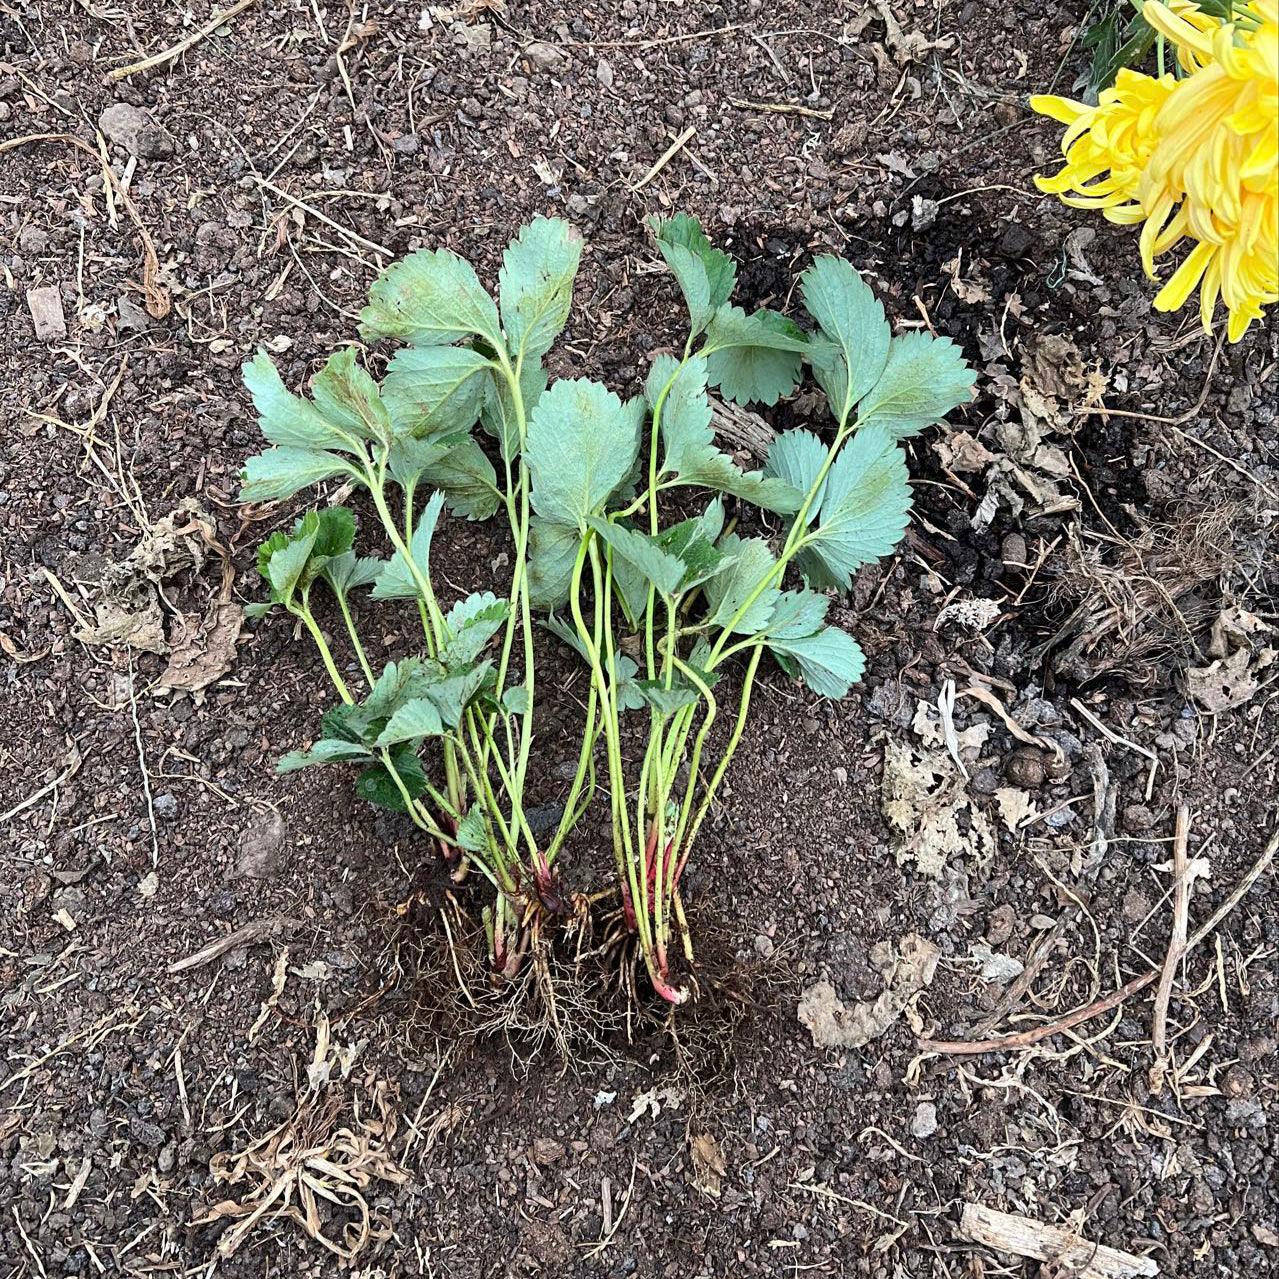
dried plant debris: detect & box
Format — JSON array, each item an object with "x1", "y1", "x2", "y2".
[
  {"x1": 193, "y1": 1015, "x2": 407, "y2": 1262},
  {"x1": 75, "y1": 499, "x2": 229, "y2": 655},
  {"x1": 798, "y1": 934, "x2": 940, "y2": 1049},
  {"x1": 689, "y1": 1133, "x2": 727, "y2": 1198},
  {"x1": 882, "y1": 701, "x2": 995, "y2": 878},
  {"x1": 1185, "y1": 604, "x2": 1276, "y2": 711},
  {"x1": 1032, "y1": 505, "x2": 1241, "y2": 686}
]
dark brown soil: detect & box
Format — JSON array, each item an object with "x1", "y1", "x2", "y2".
[{"x1": 2, "y1": 3, "x2": 1276, "y2": 1277}]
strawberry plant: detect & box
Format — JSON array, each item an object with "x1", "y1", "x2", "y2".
[{"x1": 240, "y1": 214, "x2": 974, "y2": 1003}]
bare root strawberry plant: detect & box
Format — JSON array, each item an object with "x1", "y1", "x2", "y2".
[{"x1": 240, "y1": 214, "x2": 974, "y2": 1004}]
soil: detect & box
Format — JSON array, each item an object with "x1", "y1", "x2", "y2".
[{"x1": 2, "y1": 3, "x2": 1277, "y2": 1278}]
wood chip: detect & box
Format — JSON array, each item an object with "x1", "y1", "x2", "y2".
[
  {"x1": 959, "y1": 1203, "x2": 1159, "y2": 1277},
  {"x1": 27, "y1": 285, "x2": 67, "y2": 341}
]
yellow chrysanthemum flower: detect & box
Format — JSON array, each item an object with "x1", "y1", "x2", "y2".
[
  {"x1": 1140, "y1": 0, "x2": 1278, "y2": 340},
  {"x1": 1032, "y1": 1, "x2": 1278, "y2": 341},
  {"x1": 1031, "y1": 70, "x2": 1177, "y2": 213}
]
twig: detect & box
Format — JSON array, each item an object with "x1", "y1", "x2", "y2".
[
  {"x1": 919, "y1": 821, "x2": 1277, "y2": 1056},
  {"x1": 168, "y1": 917, "x2": 301, "y2": 974},
  {"x1": 108, "y1": 0, "x2": 258, "y2": 79},
  {"x1": 1070, "y1": 697, "x2": 1159, "y2": 800},
  {"x1": 958, "y1": 1203, "x2": 1158, "y2": 1278},
  {"x1": 0, "y1": 748, "x2": 81, "y2": 825},
  {"x1": 250, "y1": 174, "x2": 393, "y2": 258},
  {"x1": 726, "y1": 97, "x2": 834, "y2": 120},
  {"x1": 631, "y1": 126, "x2": 696, "y2": 192},
  {"x1": 0, "y1": 133, "x2": 169, "y2": 316},
  {"x1": 1150, "y1": 806, "x2": 1191, "y2": 1093}
]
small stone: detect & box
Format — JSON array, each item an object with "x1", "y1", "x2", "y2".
[
  {"x1": 18, "y1": 225, "x2": 48, "y2": 254},
  {"x1": 1004, "y1": 747, "x2": 1045, "y2": 789},
  {"x1": 753, "y1": 934, "x2": 774, "y2": 958},
  {"x1": 98, "y1": 102, "x2": 173, "y2": 159},
  {"x1": 153, "y1": 793, "x2": 177, "y2": 820},
  {"x1": 1221, "y1": 1064, "x2": 1254, "y2": 1098},
  {"x1": 129, "y1": 1117, "x2": 167, "y2": 1148},
  {"x1": 27, "y1": 285, "x2": 66, "y2": 341},
  {"x1": 969, "y1": 767, "x2": 999, "y2": 796},
  {"x1": 999, "y1": 222, "x2": 1036, "y2": 257},
  {"x1": 909, "y1": 1101, "x2": 937, "y2": 1139},
  {"x1": 235, "y1": 810, "x2": 286, "y2": 879},
  {"x1": 1001, "y1": 532, "x2": 1027, "y2": 567},
  {"x1": 392, "y1": 132, "x2": 420, "y2": 155},
  {"x1": 523, "y1": 41, "x2": 564, "y2": 72},
  {"x1": 911, "y1": 195, "x2": 938, "y2": 231},
  {"x1": 596, "y1": 58, "x2": 614, "y2": 87},
  {"x1": 986, "y1": 903, "x2": 1016, "y2": 947}
]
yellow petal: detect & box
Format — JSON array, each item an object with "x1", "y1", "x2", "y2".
[
  {"x1": 1029, "y1": 94, "x2": 1089, "y2": 125},
  {"x1": 1143, "y1": 1, "x2": 1216, "y2": 60},
  {"x1": 1153, "y1": 240, "x2": 1217, "y2": 313}
]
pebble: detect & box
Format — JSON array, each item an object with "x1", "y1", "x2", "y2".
[
  {"x1": 153, "y1": 793, "x2": 177, "y2": 820},
  {"x1": 910, "y1": 1101, "x2": 938, "y2": 1139},
  {"x1": 753, "y1": 934, "x2": 774, "y2": 958},
  {"x1": 98, "y1": 102, "x2": 173, "y2": 159},
  {"x1": 595, "y1": 58, "x2": 614, "y2": 87},
  {"x1": 234, "y1": 810, "x2": 286, "y2": 879},
  {"x1": 523, "y1": 42, "x2": 564, "y2": 72}
]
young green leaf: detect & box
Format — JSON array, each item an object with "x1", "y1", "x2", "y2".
[
  {"x1": 415, "y1": 436, "x2": 501, "y2": 522},
  {"x1": 527, "y1": 516, "x2": 580, "y2": 611},
  {"x1": 455, "y1": 805, "x2": 490, "y2": 852},
  {"x1": 277, "y1": 738, "x2": 373, "y2": 772},
  {"x1": 320, "y1": 551, "x2": 384, "y2": 598},
  {"x1": 374, "y1": 696, "x2": 446, "y2": 747},
  {"x1": 257, "y1": 525, "x2": 316, "y2": 607},
  {"x1": 382, "y1": 346, "x2": 493, "y2": 437},
  {"x1": 768, "y1": 625, "x2": 865, "y2": 698},
  {"x1": 240, "y1": 447, "x2": 352, "y2": 502},
  {"x1": 633, "y1": 679, "x2": 701, "y2": 716},
  {"x1": 704, "y1": 534, "x2": 780, "y2": 634},
  {"x1": 853, "y1": 331, "x2": 975, "y2": 439},
  {"x1": 386, "y1": 432, "x2": 467, "y2": 493},
  {"x1": 498, "y1": 216, "x2": 584, "y2": 364},
  {"x1": 525, "y1": 379, "x2": 643, "y2": 529},
  {"x1": 372, "y1": 492, "x2": 445, "y2": 599},
  {"x1": 243, "y1": 352, "x2": 359, "y2": 451},
  {"x1": 364, "y1": 657, "x2": 432, "y2": 720},
  {"x1": 586, "y1": 517, "x2": 688, "y2": 599},
  {"x1": 796, "y1": 426, "x2": 910, "y2": 591},
  {"x1": 360, "y1": 247, "x2": 503, "y2": 350},
  {"x1": 311, "y1": 347, "x2": 394, "y2": 441},
  {"x1": 443, "y1": 591, "x2": 510, "y2": 664},
  {"x1": 415, "y1": 660, "x2": 493, "y2": 728},
  {"x1": 799, "y1": 256, "x2": 891, "y2": 425},
  {"x1": 652, "y1": 214, "x2": 736, "y2": 335},
  {"x1": 704, "y1": 306, "x2": 810, "y2": 406},
  {"x1": 355, "y1": 746, "x2": 427, "y2": 812},
  {"x1": 501, "y1": 685, "x2": 531, "y2": 715}
]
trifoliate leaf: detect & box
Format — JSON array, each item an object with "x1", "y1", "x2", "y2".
[
  {"x1": 764, "y1": 428, "x2": 830, "y2": 520},
  {"x1": 243, "y1": 352, "x2": 358, "y2": 451},
  {"x1": 360, "y1": 247, "x2": 503, "y2": 349},
  {"x1": 277, "y1": 738, "x2": 373, "y2": 772},
  {"x1": 501, "y1": 685, "x2": 530, "y2": 715},
  {"x1": 372, "y1": 492, "x2": 445, "y2": 599},
  {"x1": 311, "y1": 347, "x2": 394, "y2": 441},
  {"x1": 704, "y1": 306, "x2": 809, "y2": 406},
  {"x1": 418, "y1": 660, "x2": 493, "y2": 727},
  {"x1": 374, "y1": 696, "x2": 446, "y2": 747},
  {"x1": 386, "y1": 432, "x2": 467, "y2": 493},
  {"x1": 310, "y1": 506, "x2": 356, "y2": 559},
  {"x1": 499, "y1": 216, "x2": 583, "y2": 363},
  {"x1": 652, "y1": 214, "x2": 736, "y2": 334},
  {"x1": 240, "y1": 447, "x2": 352, "y2": 502},
  {"x1": 257, "y1": 523, "x2": 317, "y2": 605},
  {"x1": 455, "y1": 805, "x2": 490, "y2": 852},
  {"x1": 853, "y1": 331, "x2": 975, "y2": 439},
  {"x1": 768, "y1": 625, "x2": 865, "y2": 698},
  {"x1": 797, "y1": 426, "x2": 910, "y2": 591},
  {"x1": 420, "y1": 436, "x2": 501, "y2": 521},
  {"x1": 528, "y1": 516, "x2": 580, "y2": 611},
  {"x1": 704, "y1": 534, "x2": 780, "y2": 634},
  {"x1": 443, "y1": 591, "x2": 509, "y2": 664},
  {"x1": 319, "y1": 548, "x2": 382, "y2": 597},
  {"x1": 586, "y1": 517, "x2": 688, "y2": 599},
  {"x1": 355, "y1": 746, "x2": 427, "y2": 812},
  {"x1": 382, "y1": 346, "x2": 493, "y2": 438},
  {"x1": 525, "y1": 378, "x2": 643, "y2": 529},
  {"x1": 481, "y1": 359, "x2": 547, "y2": 461}
]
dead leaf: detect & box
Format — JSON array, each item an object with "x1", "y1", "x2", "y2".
[
  {"x1": 158, "y1": 601, "x2": 243, "y2": 691},
  {"x1": 798, "y1": 934, "x2": 940, "y2": 1048},
  {"x1": 969, "y1": 941, "x2": 1024, "y2": 984},
  {"x1": 1186, "y1": 646, "x2": 1277, "y2": 712},
  {"x1": 872, "y1": 0, "x2": 955, "y2": 62},
  {"x1": 1253, "y1": 1222, "x2": 1279, "y2": 1247},
  {"x1": 994, "y1": 786, "x2": 1037, "y2": 831},
  {"x1": 690, "y1": 1133, "x2": 726, "y2": 1198},
  {"x1": 935, "y1": 429, "x2": 996, "y2": 474}
]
